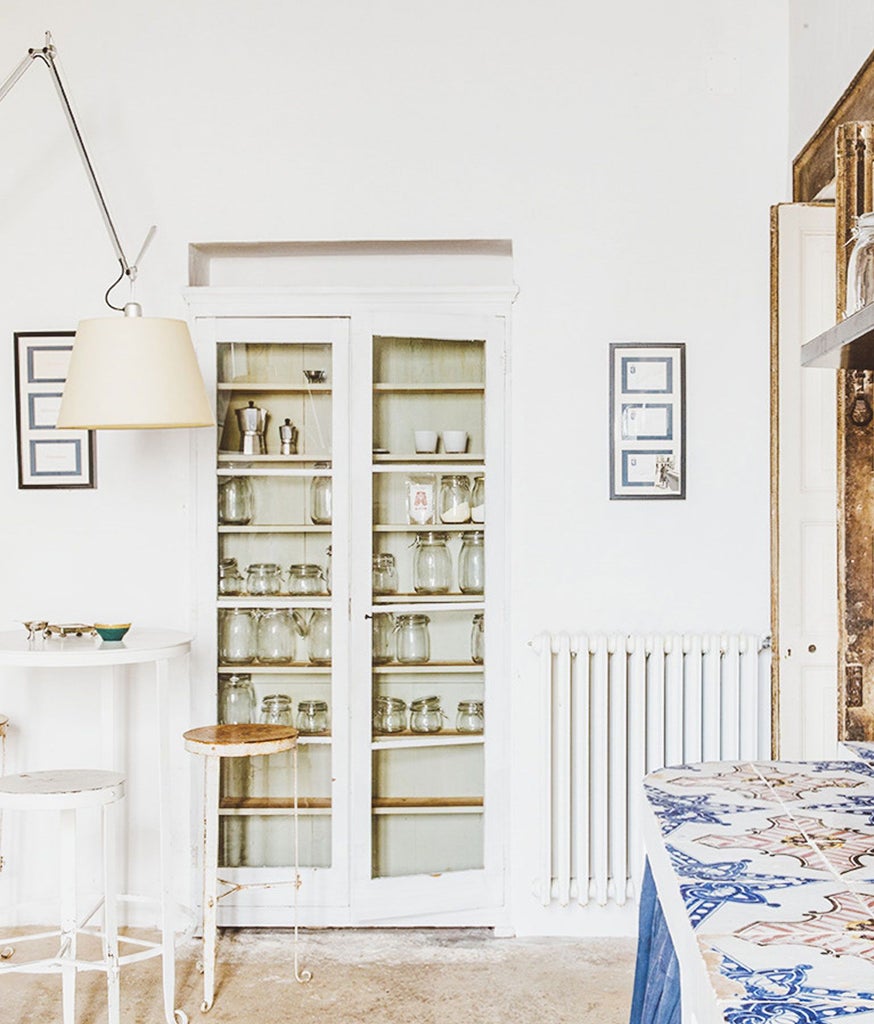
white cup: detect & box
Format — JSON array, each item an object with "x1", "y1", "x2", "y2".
[
  {"x1": 414, "y1": 430, "x2": 438, "y2": 453},
  {"x1": 441, "y1": 430, "x2": 468, "y2": 454}
]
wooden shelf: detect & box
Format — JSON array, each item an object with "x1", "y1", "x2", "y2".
[
  {"x1": 218, "y1": 662, "x2": 332, "y2": 674},
  {"x1": 217, "y1": 597, "x2": 331, "y2": 608},
  {"x1": 373, "y1": 383, "x2": 483, "y2": 393},
  {"x1": 372, "y1": 731, "x2": 484, "y2": 749},
  {"x1": 801, "y1": 303, "x2": 874, "y2": 368},
  {"x1": 372, "y1": 662, "x2": 483, "y2": 674},
  {"x1": 372, "y1": 455, "x2": 484, "y2": 468},
  {"x1": 218, "y1": 453, "x2": 332, "y2": 464},
  {"x1": 217, "y1": 383, "x2": 332, "y2": 393},
  {"x1": 372, "y1": 592, "x2": 483, "y2": 604},
  {"x1": 218, "y1": 525, "x2": 332, "y2": 534},
  {"x1": 372, "y1": 524, "x2": 484, "y2": 533},
  {"x1": 220, "y1": 796, "x2": 482, "y2": 810}
]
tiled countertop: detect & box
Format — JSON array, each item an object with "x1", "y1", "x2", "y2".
[{"x1": 643, "y1": 759, "x2": 874, "y2": 1023}]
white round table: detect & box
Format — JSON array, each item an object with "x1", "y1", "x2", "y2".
[{"x1": 0, "y1": 628, "x2": 192, "y2": 1024}]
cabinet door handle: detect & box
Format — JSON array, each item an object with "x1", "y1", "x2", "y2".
[{"x1": 808, "y1": 643, "x2": 816, "y2": 653}]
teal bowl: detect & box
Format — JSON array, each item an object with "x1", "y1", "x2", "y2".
[{"x1": 94, "y1": 623, "x2": 131, "y2": 642}]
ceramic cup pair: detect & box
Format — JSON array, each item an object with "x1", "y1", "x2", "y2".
[{"x1": 414, "y1": 430, "x2": 468, "y2": 454}]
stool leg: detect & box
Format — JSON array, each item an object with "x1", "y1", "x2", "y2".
[
  {"x1": 103, "y1": 800, "x2": 120, "y2": 1024},
  {"x1": 59, "y1": 807, "x2": 77, "y2": 1024},
  {"x1": 201, "y1": 755, "x2": 220, "y2": 1013}
]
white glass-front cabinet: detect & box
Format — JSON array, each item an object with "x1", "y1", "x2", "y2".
[{"x1": 188, "y1": 297, "x2": 508, "y2": 927}]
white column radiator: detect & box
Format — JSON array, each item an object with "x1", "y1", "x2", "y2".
[{"x1": 535, "y1": 632, "x2": 771, "y2": 908}]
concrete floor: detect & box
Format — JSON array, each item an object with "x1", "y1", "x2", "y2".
[{"x1": 1, "y1": 928, "x2": 637, "y2": 1023}]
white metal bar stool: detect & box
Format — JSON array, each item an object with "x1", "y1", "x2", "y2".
[
  {"x1": 0, "y1": 768, "x2": 125, "y2": 1024},
  {"x1": 183, "y1": 723, "x2": 310, "y2": 1013}
]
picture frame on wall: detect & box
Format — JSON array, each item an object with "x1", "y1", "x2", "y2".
[
  {"x1": 13, "y1": 331, "x2": 96, "y2": 490},
  {"x1": 609, "y1": 342, "x2": 685, "y2": 500}
]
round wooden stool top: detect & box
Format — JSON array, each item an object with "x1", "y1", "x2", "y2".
[
  {"x1": 183, "y1": 723, "x2": 299, "y2": 758},
  {"x1": 0, "y1": 769, "x2": 125, "y2": 810}
]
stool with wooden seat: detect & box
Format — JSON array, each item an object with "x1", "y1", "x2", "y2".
[
  {"x1": 183, "y1": 723, "x2": 310, "y2": 1012},
  {"x1": 0, "y1": 768, "x2": 125, "y2": 1024}
]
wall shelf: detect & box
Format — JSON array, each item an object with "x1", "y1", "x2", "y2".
[{"x1": 801, "y1": 303, "x2": 874, "y2": 368}]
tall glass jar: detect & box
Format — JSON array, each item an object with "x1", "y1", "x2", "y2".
[
  {"x1": 260, "y1": 693, "x2": 293, "y2": 725},
  {"x1": 456, "y1": 700, "x2": 484, "y2": 734},
  {"x1": 310, "y1": 465, "x2": 333, "y2": 524},
  {"x1": 245, "y1": 563, "x2": 283, "y2": 596},
  {"x1": 372, "y1": 612, "x2": 395, "y2": 664},
  {"x1": 458, "y1": 531, "x2": 485, "y2": 594},
  {"x1": 287, "y1": 564, "x2": 327, "y2": 595},
  {"x1": 410, "y1": 695, "x2": 445, "y2": 733},
  {"x1": 219, "y1": 673, "x2": 256, "y2": 724},
  {"x1": 218, "y1": 476, "x2": 254, "y2": 525},
  {"x1": 413, "y1": 532, "x2": 451, "y2": 594},
  {"x1": 847, "y1": 211, "x2": 874, "y2": 316},
  {"x1": 373, "y1": 695, "x2": 407, "y2": 734},
  {"x1": 470, "y1": 476, "x2": 485, "y2": 523},
  {"x1": 218, "y1": 557, "x2": 244, "y2": 596},
  {"x1": 296, "y1": 699, "x2": 329, "y2": 734},
  {"x1": 256, "y1": 608, "x2": 297, "y2": 664},
  {"x1": 395, "y1": 613, "x2": 430, "y2": 663},
  {"x1": 471, "y1": 612, "x2": 484, "y2": 664},
  {"x1": 372, "y1": 553, "x2": 399, "y2": 595},
  {"x1": 307, "y1": 609, "x2": 332, "y2": 665},
  {"x1": 219, "y1": 608, "x2": 257, "y2": 664},
  {"x1": 440, "y1": 474, "x2": 472, "y2": 524}
]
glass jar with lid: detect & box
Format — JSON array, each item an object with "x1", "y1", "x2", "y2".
[
  {"x1": 307, "y1": 609, "x2": 332, "y2": 665},
  {"x1": 218, "y1": 557, "x2": 244, "y2": 596},
  {"x1": 410, "y1": 695, "x2": 445, "y2": 733},
  {"x1": 440, "y1": 474, "x2": 472, "y2": 524},
  {"x1": 218, "y1": 476, "x2": 254, "y2": 525},
  {"x1": 296, "y1": 699, "x2": 329, "y2": 734},
  {"x1": 847, "y1": 212, "x2": 874, "y2": 316},
  {"x1": 373, "y1": 695, "x2": 408, "y2": 734},
  {"x1": 310, "y1": 465, "x2": 332, "y2": 524},
  {"x1": 219, "y1": 673, "x2": 256, "y2": 724},
  {"x1": 245, "y1": 563, "x2": 283, "y2": 596},
  {"x1": 260, "y1": 693, "x2": 293, "y2": 725},
  {"x1": 372, "y1": 612, "x2": 395, "y2": 665},
  {"x1": 456, "y1": 700, "x2": 484, "y2": 734},
  {"x1": 219, "y1": 608, "x2": 257, "y2": 664},
  {"x1": 458, "y1": 531, "x2": 485, "y2": 594},
  {"x1": 412, "y1": 532, "x2": 451, "y2": 594},
  {"x1": 470, "y1": 476, "x2": 485, "y2": 523},
  {"x1": 372, "y1": 553, "x2": 399, "y2": 595},
  {"x1": 395, "y1": 613, "x2": 430, "y2": 663},
  {"x1": 471, "y1": 612, "x2": 484, "y2": 664},
  {"x1": 256, "y1": 608, "x2": 297, "y2": 664},
  {"x1": 287, "y1": 564, "x2": 327, "y2": 596}
]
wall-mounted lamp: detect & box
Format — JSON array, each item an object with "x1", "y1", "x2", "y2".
[{"x1": 0, "y1": 32, "x2": 213, "y2": 430}]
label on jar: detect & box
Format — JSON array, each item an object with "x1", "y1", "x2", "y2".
[{"x1": 407, "y1": 480, "x2": 435, "y2": 524}]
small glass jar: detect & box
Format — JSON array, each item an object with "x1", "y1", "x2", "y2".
[
  {"x1": 395, "y1": 613, "x2": 430, "y2": 664},
  {"x1": 471, "y1": 612, "x2": 484, "y2": 665},
  {"x1": 373, "y1": 695, "x2": 407, "y2": 734},
  {"x1": 371, "y1": 612, "x2": 395, "y2": 665},
  {"x1": 260, "y1": 693, "x2": 293, "y2": 725},
  {"x1": 847, "y1": 212, "x2": 874, "y2": 316},
  {"x1": 287, "y1": 564, "x2": 327, "y2": 596},
  {"x1": 456, "y1": 699, "x2": 484, "y2": 734},
  {"x1": 440, "y1": 474, "x2": 472, "y2": 524},
  {"x1": 372, "y1": 553, "x2": 399, "y2": 595},
  {"x1": 218, "y1": 476, "x2": 254, "y2": 525},
  {"x1": 219, "y1": 608, "x2": 257, "y2": 664},
  {"x1": 256, "y1": 608, "x2": 297, "y2": 664},
  {"x1": 245, "y1": 563, "x2": 283, "y2": 596},
  {"x1": 470, "y1": 476, "x2": 485, "y2": 523},
  {"x1": 296, "y1": 699, "x2": 329, "y2": 734},
  {"x1": 458, "y1": 531, "x2": 485, "y2": 594},
  {"x1": 410, "y1": 695, "x2": 445, "y2": 733},
  {"x1": 219, "y1": 673, "x2": 256, "y2": 724},
  {"x1": 310, "y1": 465, "x2": 333, "y2": 524},
  {"x1": 413, "y1": 532, "x2": 451, "y2": 594},
  {"x1": 218, "y1": 557, "x2": 244, "y2": 596},
  {"x1": 307, "y1": 609, "x2": 332, "y2": 665},
  {"x1": 325, "y1": 546, "x2": 332, "y2": 595}
]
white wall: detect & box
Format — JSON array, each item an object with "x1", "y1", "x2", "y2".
[{"x1": 0, "y1": 0, "x2": 789, "y2": 935}]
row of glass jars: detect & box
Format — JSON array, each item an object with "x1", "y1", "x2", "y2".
[
  {"x1": 373, "y1": 612, "x2": 484, "y2": 665},
  {"x1": 220, "y1": 608, "x2": 331, "y2": 665},
  {"x1": 218, "y1": 472, "x2": 332, "y2": 526},
  {"x1": 373, "y1": 694, "x2": 484, "y2": 734},
  {"x1": 220, "y1": 559, "x2": 331, "y2": 597},
  {"x1": 437, "y1": 474, "x2": 484, "y2": 525},
  {"x1": 409, "y1": 531, "x2": 484, "y2": 595},
  {"x1": 219, "y1": 675, "x2": 329, "y2": 733}
]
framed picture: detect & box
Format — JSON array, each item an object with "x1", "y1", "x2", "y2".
[
  {"x1": 13, "y1": 331, "x2": 96, "y2": 489},
  {"x1": 609, "y1": 342, "x2": 685, "y2": 500}
]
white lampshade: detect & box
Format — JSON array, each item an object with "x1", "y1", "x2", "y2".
[{"x1": 56, "y1": 309, "x2": 214, "y2": 429}]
